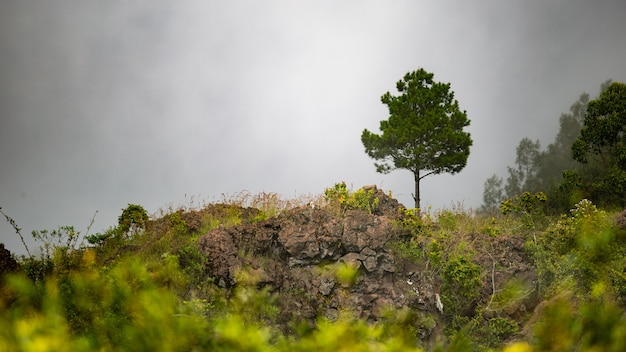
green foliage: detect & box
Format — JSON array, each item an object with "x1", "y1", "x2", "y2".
[
  {"x1": 482, "y1": 222, "x2": 502, "y2": 237},
  {"x1": 501, "y1": 191, "x2": 548, "y2": 233},
  {"x1": 361, "y1": 68, "x2": 472, "y2": 209},
  {"x1": 391, "y1": 208, "x2": 442, "y2": 270},
  {"x1": 437, "y1": 210, "x2": 466, "y2": 231},
  {"x1": 441, "y1": 253, "x2": 483, "y2": 314},
  {"x1": 294, "y1": 309, "x2": 430, "y2": 351},
  {"x1": 530, "y1": 199, "x2": 626, "y2": 299},
  {"x1": 500, "y1": 191, "x2": 547, "y2": 217},
  {"x1": 210, "y1": 314, "x2": 273, "y2": 352},
  {"x1": 230, "y1": 269, "x2": 280, "y2": 325},
  {"x1": 426, "y1": 239, "x2": 444, "y2": 270},
  {"x1": 18, "y1": 226, "x2": 89, "y2": 282},
  {"x1": 199, "y1": 205, "x2": 243, "y2": 232},
  {"x1": 167, "y1": 210, "x2": 187, "y2": 235},
  {"x1": 31, "y1": 226, "x2": 80, "y2": 256},
  {"x1": 324, "y1": 182, "x2": 379, "y2": 214},
  {"x1": 324, "y1": 182, "x2": 350, "y2": 208},
  {"x1": 376, "y1": 308, "x2": 434, "y2": 348},
  {"x1": 333, "y1": 262, "x2": 359, "y2": 288},
  {"x1": 573, "y1": 82, "x2": 626, "y2": 164},
  {"x1": 18, "y1": 253, "x2": 54, "y2": 284},
  {"x1": 350, "y1": 188, "x2": 380, "y2": 214},
  {"x1": 486, "y1": 317, "x2": 518, "y2": 341},
  {"x1": 0, "y1": 257, "x2": 211, "y2": 351},
  {"x1": 390, "y1": 239, "x2": 423, "y2": 264},
  {"x1": 85, "y1": 226, "x2": 118, "y2": 246},
  {"x1": 571, "y1": 81, "x2": 626, "y2": 207},
  {"x1": 444, "y1": 315, "x2": 519, "y2": 350},
  {"x1": 531, "y1": 291, "x2": 626, "y2": 351},
  {"x1": 487, "y1": 278, "x2": 533, "y2": 315},
  {"x1": 177, "y1": 237, "x2": 209, "y2": 287},
  {"x1": 118, "y1": 204, "x2": 149, "y2": 237},
  {"x1": 8, "y1": 187, "x2": 626, "y2": 351},
  {"x1": 555, "y1": 169, "x2": 587, "y2": 208},
  {"x1": 394, "y1": 208, "x2": 426, "y2": 237},
  {"x1": 85, "y1": 204, "x2": 148, "y2": 248},
  {"x1": 480, "y1": 85, "x2": 623, "y2": 214}
]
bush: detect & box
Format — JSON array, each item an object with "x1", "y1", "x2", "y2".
[
  {"x1": 324, "y1": 182, "x2": 379, "y2": 214},
  {"x1": 501, "y1": 191, "x2": 548, "y2": 233},
  {"x1": 0, "y1": 257, "x2": 211, "y2": 351},
  {"x1": 531, "y1": 199, "x2": 626, "y2": 296},
  {"x1": 441, "y1": 254, "x2": 483, "y2": 315},
  {"x1": 118, "y1": 204, "x2": 149, "y2": 237},
  {"x1": 85, "y1": 226, "x2": 119, "y2": 246}
]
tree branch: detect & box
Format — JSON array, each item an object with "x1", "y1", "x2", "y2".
[
  {"x1": 419, "y1": 170, "x2": 438, "y2": 180},
  {"x1": 0, "y1": 206, "x2": 32, "y2": 258}
]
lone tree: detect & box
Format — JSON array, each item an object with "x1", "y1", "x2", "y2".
[{"x1": 361, "y1": 69, "x2": 472, "y2": 209}]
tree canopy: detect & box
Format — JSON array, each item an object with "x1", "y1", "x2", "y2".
[
  {"x1": 571, "y1": 81, "x2": 626, "y2": 205},
  {"x1": 361, "y1": 69, "x2": 472, "y2": 209}
]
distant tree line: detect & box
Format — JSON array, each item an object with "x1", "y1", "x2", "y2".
[{"x1": 482, "y1": 80, "x2": 626, "y2": 214}]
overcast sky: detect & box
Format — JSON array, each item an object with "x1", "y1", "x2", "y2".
[{"x1": 1, "y1": 1, "x2": 625, "y2": 255}]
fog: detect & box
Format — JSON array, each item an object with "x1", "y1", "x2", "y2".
[{"x1": 1, "y1": 1, "x2": 625, "y2": 255}]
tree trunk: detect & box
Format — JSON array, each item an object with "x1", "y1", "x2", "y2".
[{"x1": 414, "y1": 171, "x2": 420, "y2": 210}]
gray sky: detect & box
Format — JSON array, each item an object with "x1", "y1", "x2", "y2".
[{"x1": 1, "y1": 1, "x2": 625, "y2": 255}]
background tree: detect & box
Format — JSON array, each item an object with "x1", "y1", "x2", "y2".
[
  {"x1": 361, "y1": 69, "x2": 472, "y2": 209},
  {"x1": 504, "y1": 138, "x2": 542, "y2": 197},
  {"x1": 481, "y1": 138, "x2": 542, "y2": 214},
  {"x1": 480, "y1": 82, "x2": 610, "y2": 213},
  {"x1": 539, "y1": 92, "x2": 592, "y2": 210},
  {"x1": 481, "y1": 175, "x2": 505, "y2": 214},
  {"x1": 536, "y1": 93, "x2": 589, "y2": 187},
  {"x1": 571, "y1": 81, "x2": 626, "y2": 206}
]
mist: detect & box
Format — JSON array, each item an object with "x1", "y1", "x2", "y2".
[{"x1": 1, "y1": 1, "x2": 625, "y2": 255}]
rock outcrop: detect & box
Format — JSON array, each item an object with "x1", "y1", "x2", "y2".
[
  {"x1": 198, "y1": 186, "x2": 441, "y2": 331},
  {"x1": 197, "y1": 185, "x2": 538, "y2": 341}
]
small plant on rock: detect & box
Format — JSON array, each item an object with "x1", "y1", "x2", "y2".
[
  {"x1": 118, "y1": 204, "x2": 149, "y2": 237},
  {"x1": 324, "y1": 182, "x2": 379, "y2": 215}
]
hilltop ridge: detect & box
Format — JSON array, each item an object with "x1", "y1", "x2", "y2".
[{"x1": 2, "y1": 185, "x2": 626, "y2": 350}]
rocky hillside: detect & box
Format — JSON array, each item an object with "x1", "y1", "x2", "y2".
[
  {"x1": 5, "y1": 186, "x2": 625, "y2": 350},
  {"x1": 196, "y1": 186, "x2": 538, "y2": 345}
]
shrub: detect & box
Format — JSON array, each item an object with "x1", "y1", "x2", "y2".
[
  {"x1": 501, "y1": 191, "x2": 548, "y2": 233},
  {"x1": 397, "y1": 207, "x2": 426, "y2": 236},
  {"x1": 531, "y1": 291, "x2": 626, "y2": 351},
  {"x1": 0, "y1": 258, "x2": 211, "y2": 351},
  {"x1": 118, "y1": 204, "x2": 149, "y2": 237},
  {"x1": 324, "y1": 182, "x2": 379, "y2": 214},
  {"x1": 531, "y1": 199, "x2": 626, "y2": 298},
  {"x1": 441, "y1": 253, "x2": 483, "y2": 314},
  {"x1": 85, "y1": 226, "x2": 119, "y2": 246}
]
